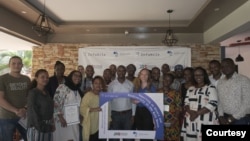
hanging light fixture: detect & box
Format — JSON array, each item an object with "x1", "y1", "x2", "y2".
[
  {"x1": 32, "y1": 0, "x2": 53, "y2": 36},
  {"x1": 235, "y1": 54, "x2": 244, "y2": 62},
  {"x1": 235, "y1": 40, "x2": 244, "y2": 62},
  {"x1": 162, "y1": 9, "x2": 178, "y2": 46}
]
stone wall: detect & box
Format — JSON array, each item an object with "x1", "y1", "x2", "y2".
[{"x1": 31, "y1": 43, "x2": 220, "y2": 78}]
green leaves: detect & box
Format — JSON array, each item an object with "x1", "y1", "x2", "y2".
[{"x1": 0, "y1": 50, "x2": 32, "y2": 75}]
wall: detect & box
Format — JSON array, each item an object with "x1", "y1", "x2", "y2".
[
  {"x1": 31, "y1": 43, "x2": 220, "y2": 78},
  {"x1": 225, "y1": 45, "x2": 250, "y2": 78},
  {"x1": 220, "y1": 30, "x2": 250, "y2": 78}
]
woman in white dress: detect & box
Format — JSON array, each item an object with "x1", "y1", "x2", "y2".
[
  {"x1": 53, "y1": 70, "x2": 82, "y2": 141},
  {"x1": 181, "y1": 67, "x2": 219, "y2": 141}
]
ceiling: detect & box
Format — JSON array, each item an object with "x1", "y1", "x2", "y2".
[
  {"x1": 0, "y1": 31, "x2": 35, "y2": 50},
  {"x1": 0, "y1": 0, "x2": 250, "y2": 45}
]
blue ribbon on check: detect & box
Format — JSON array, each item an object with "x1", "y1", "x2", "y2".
[{"x1": 100, "y1": 92, "x2": 164, "y2": 140}]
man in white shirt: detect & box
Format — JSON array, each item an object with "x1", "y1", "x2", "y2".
[
  {"x1": 217, "y1": 58, "x2": 250, "y2": 125},
  {"x1": 108, "y1": 65, "x2": 135, "y2": 141}
]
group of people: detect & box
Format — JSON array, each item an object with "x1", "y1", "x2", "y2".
[
  {"x1": 181, "y1": 59, "x2": 250, "y2": 141},
  {"x1": 0, "y1": 56, "x2": 250, "y2": 141}
]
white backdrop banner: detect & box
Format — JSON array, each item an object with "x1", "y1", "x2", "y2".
[{"x1": 78, "y1": 46, "x2": 191, "y2": 76}]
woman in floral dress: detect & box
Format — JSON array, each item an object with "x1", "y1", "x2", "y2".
[{"x1": 53, "y1": 70, "x2": 82, "y2": 141}]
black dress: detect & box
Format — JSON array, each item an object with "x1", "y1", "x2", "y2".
[{"x1": 27, "y1": 88, "x2": 54, "y2": 132}]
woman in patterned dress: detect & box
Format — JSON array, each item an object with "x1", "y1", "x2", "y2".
[
  {"x1": 158, "y1": 73, "x2": 182, "y2": 141},
  {"x1": 181, "y1": 67, "x2": 219, "y2": 141},
  {"x1": 53, "y1": 70, "x2": 82, "y2": 141}
]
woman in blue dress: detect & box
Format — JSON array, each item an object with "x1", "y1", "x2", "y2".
[{"x1": 134, "y1": 68, "x2": 156, "y2": 141}]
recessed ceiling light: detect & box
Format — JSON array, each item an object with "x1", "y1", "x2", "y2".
[
  {"x1": 214, "y1": 8, "x2": 220, "y2": 12},
  {"x1": 136, "y1": 27, "x2": 148, "y2": 32},
  {"x1": 21, "y1": 11, "x2": 27, "y2": 14},
  {"x1": 124, "y1": 30, "x2": 129, "y2": 35}
]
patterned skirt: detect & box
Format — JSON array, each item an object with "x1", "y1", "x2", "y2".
[{"x1": 27, "y1": 127, "x2": 53, "y2": 141}]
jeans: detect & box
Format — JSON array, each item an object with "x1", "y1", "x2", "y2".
[
  {"x1": 0, "y1": 119, "x2": 27, "y2": 141},
  {"x1": 110, "y1": 110, "x2": 133, "y2": 141},
  {"x1": 231, "y1": 115, "x2": 250, "y2": 125}
]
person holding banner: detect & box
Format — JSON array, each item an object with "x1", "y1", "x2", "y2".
[
  {"x1": 134, "y1": 68, "x2": 156, "y2": 141},
  {"x1": 108, "y1": 65, "x2": 135, "y2": 141},
  {"x1": 80, "y1": 76, "x2": 106, "y2": 141},
  {"x1": 53, "y1": 70, "x2": 82, "y2": 141}
]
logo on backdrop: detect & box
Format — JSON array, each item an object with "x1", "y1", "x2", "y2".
[
  {"x1": 167, "y1": 50, "x2": 173, "y2": 56},
  {"x1": 135, "y1": 52, "x2": 160, "y2": 57},
  {"x1": 139, "y1": 64, "x2": 156, "y2": 69},
  {"x1": 113, "y1": 51, "x2": 118, "y2": 57},
  {"x1": 83, "y1": 52, "x2": 106, "y2": 56}
]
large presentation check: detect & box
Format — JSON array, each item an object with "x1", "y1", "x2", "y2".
[{"x1": 99, "y1": 92, "x2": 164, "y2": 140}]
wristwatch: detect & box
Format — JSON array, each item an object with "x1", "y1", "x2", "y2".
[{"x1": 227, "y1": 117, "x2": 232, "y2": 123}]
